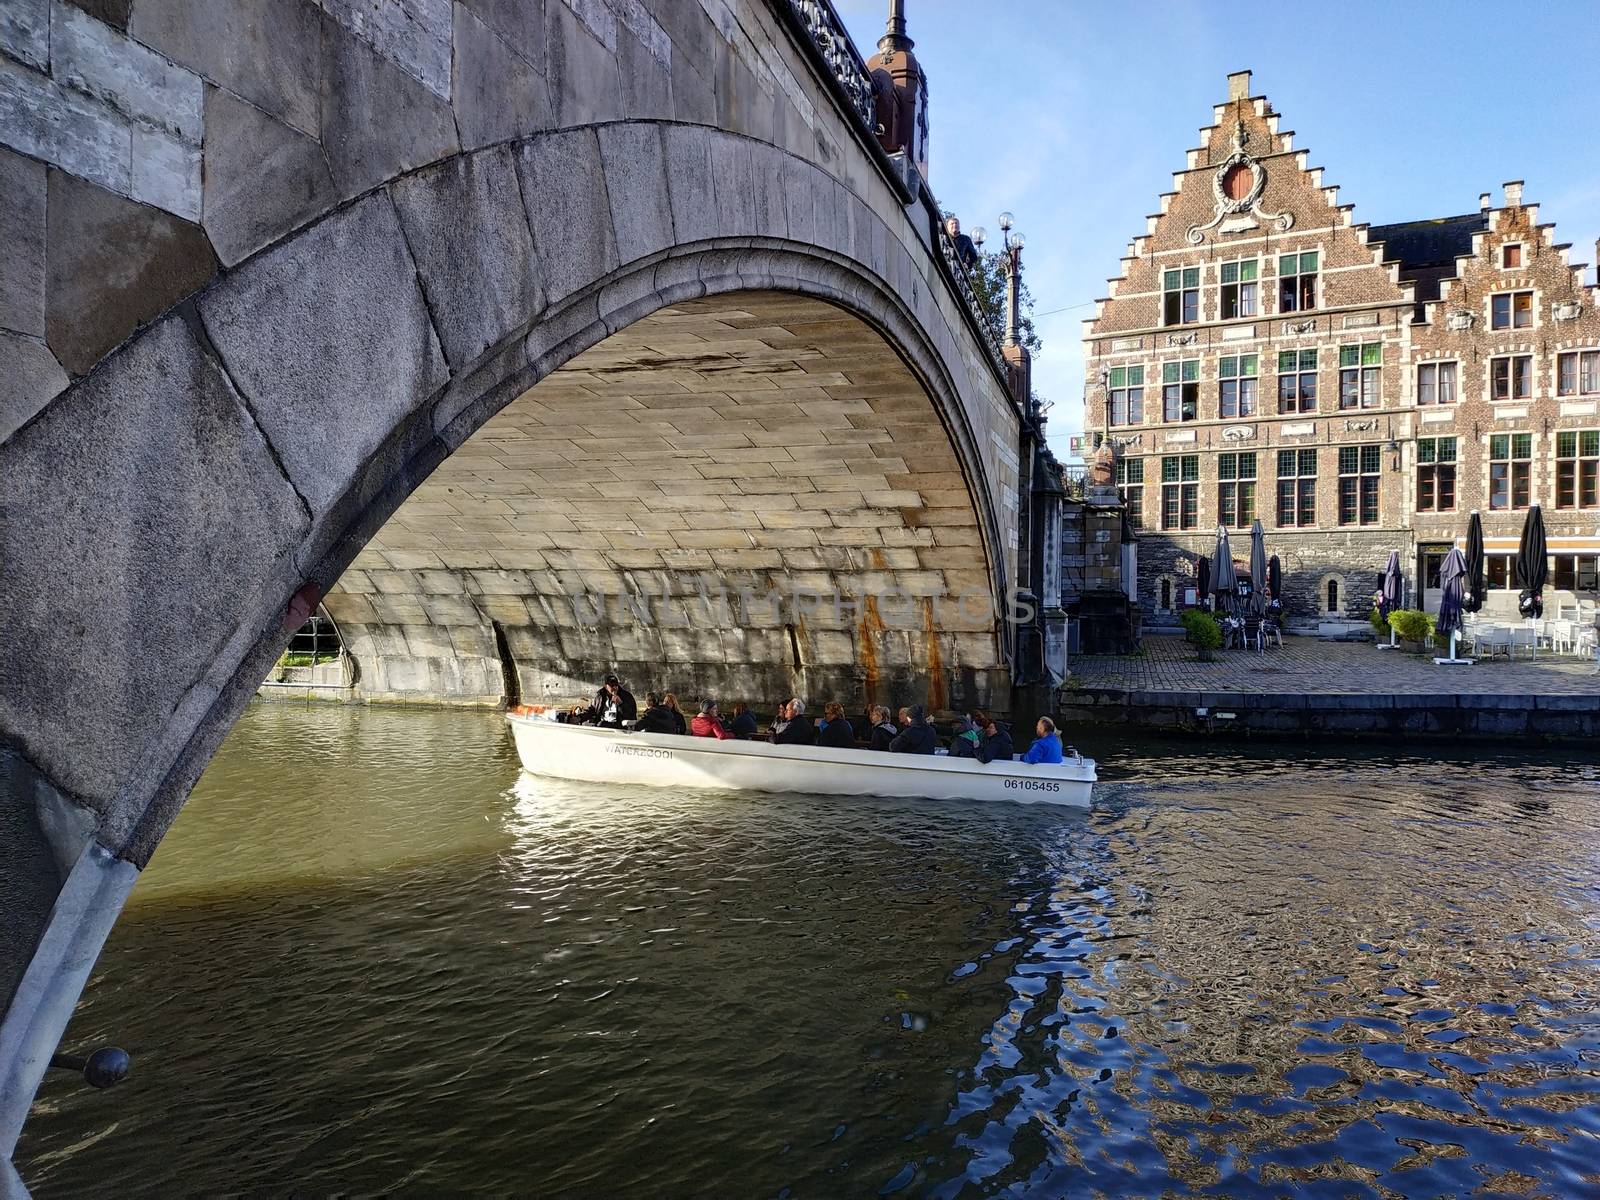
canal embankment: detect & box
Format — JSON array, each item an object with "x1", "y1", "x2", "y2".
[{"x1": 1061, "y1": 635, "x2": 1600, "y2": 744}]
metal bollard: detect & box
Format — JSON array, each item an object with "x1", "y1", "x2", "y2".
[{"x1": 48, "y1": 1047, "x2": 130, "y2": 1089}]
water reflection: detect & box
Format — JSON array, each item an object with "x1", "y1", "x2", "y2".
[{"x1": 15, "y1": 708, "x2": 1600, "y2": 1197}]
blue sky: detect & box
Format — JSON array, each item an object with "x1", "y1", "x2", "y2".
[{"x1": 835, "y1": 0, "x2": 1600, "y2": 460}]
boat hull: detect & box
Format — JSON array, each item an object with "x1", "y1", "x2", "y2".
[{"x1": 506, "y1": 714, "x2": 1095, "y2": 807}]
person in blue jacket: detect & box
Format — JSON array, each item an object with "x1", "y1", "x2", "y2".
[{"x1": 1022, "y1": 716, "x2": 1065, "y2": 764}]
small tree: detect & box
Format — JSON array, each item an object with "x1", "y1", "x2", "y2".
[
  {"x1": 1180, "y1": 609, "x2": 1223, "y2": 661},
  {"x1": 1368, "y1": 606, "x2": 1389, "y2": 637},
  {"x1": 1388, "y1": 609, "x2": 1434, "y2": 648}
]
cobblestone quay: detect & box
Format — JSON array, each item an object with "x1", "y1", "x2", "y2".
[{"x1": 1063, "y1": 636, "x2": 1600, "y2": 744}]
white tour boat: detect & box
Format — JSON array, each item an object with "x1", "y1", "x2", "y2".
[{"x1": 505, "y1": 711, "x2": 1096, "y2": 808}]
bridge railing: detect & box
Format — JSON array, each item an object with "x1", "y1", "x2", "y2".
[
  {"x1": 783, "y1": 0, "x2": 878, "y2": 131},
  {"x1": 1061, "y1": 465, "x2": 1089, "y2": 500},
  {"x1": 774, "y1": 0, "x2": 1011, "y2": 386}
]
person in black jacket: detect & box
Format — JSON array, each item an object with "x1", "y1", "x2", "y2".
[
  {"x1": 868, "y1": 705, "x2": 898, "y2": 751},
  {"x1": 661, "y1": 692, "x2": 688, "y2": 736},
  {"x1": 816, "y1": 701, "x2": 857, "y2": 749},
  {"x1": 728, "y1": 702, "x2": 759, "y2": 740},
  {"x1": 889, "y1": 704, "x2": 937, "y2": 754},
  {"x1": 576, "y1": 673, "x2": 636, "y2": 728},
  {"x1": 974, "y1": 714, "x2": 1014, "y2": 764},
  {"x1": 634, "y1": 691, "x2": 678, "y2": 735},
  {"x1": 773, "y1": 698, "x2": 816, "y2": 746}
]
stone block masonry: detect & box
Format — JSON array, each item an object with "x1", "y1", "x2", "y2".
[
  {"x1": 1062, "y1": 635, "x2": 1600, "y2": 746},
  {"x1": 335, "y1": 292, "x2": 1013, "y2": 718}
]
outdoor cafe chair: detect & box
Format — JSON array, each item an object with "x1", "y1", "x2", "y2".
[
  {"x1": 1477, "y1": 626, "x2": 1512, "y2": 661},
  {"x1": 1241, "y1": 616, "x2": 1264, "y2": 654},
  {"x1": 1550, "y1": 619, "x2": 1577, "y2": 654},
  {"x1": 1510, "y1": 626, "x2": 1538, "y2": 659}
]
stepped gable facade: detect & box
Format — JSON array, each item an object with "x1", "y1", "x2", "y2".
[{"x1": 1083, "y1": 70, "x2": 1600, "y2": 628}]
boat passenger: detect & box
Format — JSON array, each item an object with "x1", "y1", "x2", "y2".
[
  {"x1": 634, "y1": 691, "x2": 679, "y2": 735},
  {"x1": 691, "y1": 699, "x2": 732, "y2": 739},
  {"x1": 889, "y1": 704, "x2": 937, "y2": 754},
  {"x1": 973, "y1": 714, "x2": 1014, "y2": 764},
  {"x1": 1022, "y1": 717, "x2": 1064, "y2": 765},
  {"x1": 661, "y1": 692, "x2": 688, "y2": 736},
  {"x1": 947, "y1": 714, "x2": 981, "y2": 758},
  {"x1": 773, "y1": 698, "x2": 816, "y2": 746},
  {"x1": 728, "y1": 702, "x2": 759, "y2": 740},
  {"x1": 817, "y1": 701, "x2": 857, "y2": 749},
  {"x1": 868, "y1": 705, "x2": 898, "y2": 751},
  {"x1": 576, "y1": 673, "x2": 636, "y2": 728}
]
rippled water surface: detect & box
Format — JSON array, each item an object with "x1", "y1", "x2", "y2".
[{"x1": 17, "y1": 704, "x2": 1600, "y2": 1197}]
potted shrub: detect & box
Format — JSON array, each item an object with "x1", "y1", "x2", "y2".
[
  {"x1": 1180, "y1": 609, "x2": 1223, "y2": 661},
  {"x1": 1387, "y1": 608, "x2": 1433, "y2": 653},
  {"x1": 1368, "y1": 606, "x2": 1389, "y2": 640}
]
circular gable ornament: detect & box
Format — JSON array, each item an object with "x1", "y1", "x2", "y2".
[{"x1": 1187, "y1": 120, "x2": 1294, "y2": 245}]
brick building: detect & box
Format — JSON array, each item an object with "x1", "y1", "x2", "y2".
[{"x1": 1083, "y1": 70, "x2": 1600, "y2": 630}]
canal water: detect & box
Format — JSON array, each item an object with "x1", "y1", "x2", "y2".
[{"x1": 16, "y1": 705, "x2": 1600, "y2": 1197}]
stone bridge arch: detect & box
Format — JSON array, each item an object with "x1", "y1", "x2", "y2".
[
  {"x1": 344, "y1": 287, "x2": 1009, "y2": 714},
  {"x1": 0, "y1": 0, "x2": 1029, "y2": 1155}
]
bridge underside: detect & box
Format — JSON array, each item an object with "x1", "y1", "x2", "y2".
[{"x1": 327, "y1": 292, "x2": 1006, "y2": 716}]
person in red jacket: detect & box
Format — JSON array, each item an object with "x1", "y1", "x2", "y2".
[{"x1": 691, "y1": 698, "x2": 732, "y2": 739}]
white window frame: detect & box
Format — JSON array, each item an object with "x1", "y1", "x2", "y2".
[
  {"x1": 1416, "y1": 359, "x2": 1458, "y2": 406},
  {"x1": 1488, "y1": 289, "x2": 1536, "y2": 331},
  {"x1": 1556, "y1": 347, "x2": 1600, "y2": 399},
  {"x1": 1489, "y1": 354, "x2": 1533, "y2": 402}
]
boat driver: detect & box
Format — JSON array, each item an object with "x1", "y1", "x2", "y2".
[{"x1": 574, "y1": 673, "x2": 637, "y2": 728}]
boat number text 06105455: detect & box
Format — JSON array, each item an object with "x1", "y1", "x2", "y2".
[{"x1": 1004, "y1": 779, "x2": 1061, "y2": 792}]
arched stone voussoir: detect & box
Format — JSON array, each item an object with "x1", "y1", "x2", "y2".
[
  {"x1": 388, "y1": 145, "x2": 542, "y2": 377},
  {"x1": 0, "y1": 314, "x2": 310, "y2": 818},
  {"x1": 197, "y1": 189, "x2": 449, "y2": 518}
]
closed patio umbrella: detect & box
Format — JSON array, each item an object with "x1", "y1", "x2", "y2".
[
  {"x1": 1212, "y1": 527, "x2": 1236, "y2": 613},
  {"x1": 1248, "y1": 519, "x2": 1268, "y2": 617},
  {"x1": 1381, "y1": 551, "x2": 1404, "y2": 617},
  {"x1": 1434, "y1": 547, "x2": 1473, "y2": 666},
  {"x1": 1268, "y1": 554, "x2": 1281, "y2": 602},
  {"x1": 1196, "y1": 555, "x2": 1211, "y2": 609},
  {"x1": 1463, "y1": 511, "x2": 1485, "y2": 614},
  {"x1": 1378, "y1": 550, "x2": 1404, "y2": 650},
  {"x1": 1516, "y1": 504, "x2": 1546, "y2": 619}
]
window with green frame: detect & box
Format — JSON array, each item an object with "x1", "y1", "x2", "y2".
[
  {"x1": 1115, "y1": 456, "x2": 1145, "y2": 526},
  {"x1": 1277, "y1": 349, "x2": 1317, "y2": 413},
  {"x1": 1163, "y1": 267, "x2": 1200, "y2": 325},
  {"x1": 1490, "y1": 433, "x2": 1532, "y2": 510},
  {"x1": 1556, "y1": 430, "x2": 1599, "y2": 509},
  {"x1": 1162, "y1": 359, "x2": 1199, "y2": 422},
  {"x1": 1338, "y1": 343, "x2": 1382, "y2": 409},
  {"x1": 1220, "y1": 259, "x2": 1258, "y2": 320},
  {"x1": 1160, "y1": 454, "x2": 1199, "y2": 530},
  {"x1": 1217, "y1": 451, "x2": 1256, "y2": 527},
  {"x1": 1337, "y1": 443, "x2": 1381, "y2": 525},
  {"x1": 1416, "y1": 436, "x2": 1457, "y2": 512},
  {"x1": 1276, "y1": 448, "x2": 1317, "y2": 527},
  {"x1": 1107, "y1": 365, "x2": 1144, "y2": 425},
  {"x1": 1218, "y1": 354, "x2": 1258, "y2": 419},
  {"x1": 1278, "y1": 250, "x2": 1318, "y2": 312}
]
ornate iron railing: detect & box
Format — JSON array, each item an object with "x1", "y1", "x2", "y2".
[
  {"x1": 1061, "y1": 465, "x2": 1089, "y2": 499},
  {"x1": 784, "y1": 0, "x2": 877, "y2": 130},
  {"x1": 936, "y1": 224, "x2": 1005, "y2": 364},
  {"x1": 779, "y1": 0, "x2": 1010, "y2": 380}
]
